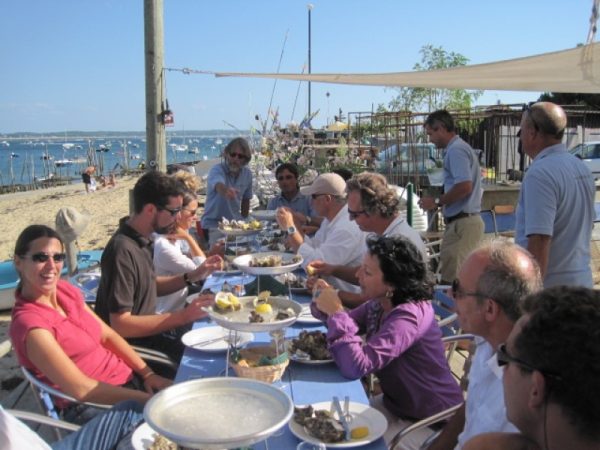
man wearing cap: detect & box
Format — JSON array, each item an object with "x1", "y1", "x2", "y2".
[
  {"x1": 516, "y1": 102, "x2": 595, "y2": 287},
  {"x1": 419, "y1": 110, "x2": 484, "y2": 284},
  {"x1": 276, "y1": 172, "x2": 366, "y2": 293}
]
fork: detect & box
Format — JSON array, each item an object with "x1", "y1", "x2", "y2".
[{"x1": 343, "y1": 395, "x2": 353, "y2": 423}]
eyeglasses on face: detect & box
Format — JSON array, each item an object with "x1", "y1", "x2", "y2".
[
  {"x1": 496, "y1": 343, "x2": 563, "y2": 381},
  {"x1": 21, "y1": 252, "x2": 67, "y2": 263},
  {"x1": 277, "y1": 175, "x2": 295, "y2": 181},
  {"x1": 157, "y1": 205, "x2": 182, "y2": 216},
  {"x1": 311, "y1": 193, "x2": 328, "y2": 200},
  {"x1": 348, "y1": 208, "x2": 368, "y2": 220},
  {"x1": 451, "y1": 279, "x2": 488, "y2": 299},
  {"x1": 228, "y1": 152, "x2": 247, "y2": 160}
]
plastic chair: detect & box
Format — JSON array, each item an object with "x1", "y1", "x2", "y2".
[
  {"x1": 388, "y1": 334, "x2": 476, "y2": 450},
  {"x1": 491, "y1": 205, "x2": 516, "y2": 238}
]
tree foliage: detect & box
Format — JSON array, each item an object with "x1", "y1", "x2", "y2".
[{"x1": 388, "y1": 45, "x2": 484, "y2": 113}]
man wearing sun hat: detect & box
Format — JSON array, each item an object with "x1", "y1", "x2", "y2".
[{"x1": 276, "y1": 172, "x2": 366, "y2": 293}]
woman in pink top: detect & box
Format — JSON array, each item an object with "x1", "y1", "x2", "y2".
[{"x1": 9, "y1": 225, "x2": 171, "y2": 412}]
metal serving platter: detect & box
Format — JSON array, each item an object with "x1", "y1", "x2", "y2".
[
  {"x1": 233, "y1": 251, "x2": 303, "y2": 276},
  {"x1": 144, "y1": 377, "x2": 293, "y2": 449},
  {"x1": 206, "y1": 295, "x2": 303, "y2": 332}
]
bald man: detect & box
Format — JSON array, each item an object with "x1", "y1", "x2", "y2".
[{"x1": 516, "y1": 102, "x2": 595, "y2": 287}]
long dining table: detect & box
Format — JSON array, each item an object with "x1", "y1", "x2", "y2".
[{"x1": 175, "y1": 271, "x2": 387, "y2": 450}]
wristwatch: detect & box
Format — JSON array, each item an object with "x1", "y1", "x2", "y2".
[
  {"x1": 287, "y1": 225, "x2": 297, "y2": 235},
  {"x1": 183, "y1": 272, "x2": 194, "y2": 287}
]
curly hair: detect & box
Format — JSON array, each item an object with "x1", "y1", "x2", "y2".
[
  {"x1": 223, "y1": 137, "x2": 252, "y2": 164},
  {"x1": 366, "y1": 235, "x2": 433, "y2": 305},
  {"x1": 517, "y1": 286, "x2": 600, "y2": 440},
  {"x1": 132, "y1": 171, "x2": 183, "y2": 214},
  {"x1": 346, "y1": 172, "x2": 399, "y2": 218},
  {"x1": 474, "y1": 240, "x2": 542, "y2": 321},
  {"x1": 172, "y1": 170, "x2": 201, "y2": 193}
]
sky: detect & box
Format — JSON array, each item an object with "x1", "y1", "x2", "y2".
[{"x1": 1, "y1": 0, "x2": 596, "y2": 133}]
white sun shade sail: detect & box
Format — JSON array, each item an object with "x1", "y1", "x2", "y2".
[{"x1": 215, "y1": 43, "x2": 600, "y2": 93}]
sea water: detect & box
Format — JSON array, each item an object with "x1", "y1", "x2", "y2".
[{"x1": 0, "y1": 134, "x2": 234, "y2": 186}]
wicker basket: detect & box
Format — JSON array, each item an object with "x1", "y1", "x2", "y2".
[{"x1": 230, "y1": 346, "x2": 289, "y2": 384}]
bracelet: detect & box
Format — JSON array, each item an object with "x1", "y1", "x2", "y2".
[
  {"x1": 141, "y1": 371, "x2": 155, "y2": 381},
  {"x1": 183, "y1": 272, "x2": 194, "y2": 287}
]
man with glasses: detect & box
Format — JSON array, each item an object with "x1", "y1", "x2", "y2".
[
  {"x1": 427, "y1": 240, "x2": 542, "y2": 450},
  {"x1": 308, "y1": 172, "x2": 427, "y2": 308},
  {"x1": 276, "y1": 172, "x2": 366, "y2": 293},
  {"x1": 200, "y1": 137, "x2": 253, "y2": 245},
  {"x1": 95, "y1": 171, "x2": 223, "y2": 363},
  {"x1": 464, "y1": 286, "x2": 600, "y2": 450},
  {"x1": 419, "y1": 110, "x2": 484, "y2": 284},
  {"x1": 516, "y1": 102, "x2": 595, "y2": 288}
]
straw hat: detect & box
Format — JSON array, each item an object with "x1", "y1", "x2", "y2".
[{"x1": 55, "y1": 207, "x2": 91, "y2": 242}]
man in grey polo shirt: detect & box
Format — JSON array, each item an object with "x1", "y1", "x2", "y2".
[
  {"x1": 420, "y1": 110, "x2": 484, "y2": 283},
  {"x1": 516, "y1": 102, "x2": 595, "y2": 287}
]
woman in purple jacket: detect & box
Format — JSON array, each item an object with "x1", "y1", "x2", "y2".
[{"x1": 312, "y1": 235, "x2": 463, "y2": 445}]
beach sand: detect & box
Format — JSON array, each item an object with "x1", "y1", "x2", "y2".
[{"x1": 0, "y1": 175, "x2": 140, "y2": 261}]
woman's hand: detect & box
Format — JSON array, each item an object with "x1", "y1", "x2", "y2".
[
  {"x1": 143, "y1": 373, "x2": 173, "y2": 394},
  {"x1": 314, "y1": 287, "x2": 344, "y2": 316},
  {"x1": 191, "y1": 255, "x2": 223, "y2": 281},
  {"x1": 166, "y1": 226, "x2": 191, "y2": 241},
  {"x1": 208, "y1": 240, "x2": 225, "y2": 256},
  {"x1": 307, "y1": 260, "x2": 333, "y2": 277}
]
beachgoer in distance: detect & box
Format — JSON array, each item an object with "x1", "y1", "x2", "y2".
[
  {"x1": 200, "y1": 137, "x2": 253, "y2": 245},
  {"x1": 419, "y1": 110, "x2": 484, "y2": 284}
]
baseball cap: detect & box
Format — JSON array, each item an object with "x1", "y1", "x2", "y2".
[{"x1": 300, "y1": 173, "x2": 347, "y2": 197}]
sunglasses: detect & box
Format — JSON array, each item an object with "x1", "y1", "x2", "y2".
[
  {"x1": 229, "y1": 152, "x2": 247, "y2": 160},
  {"x1": 22, "y1": 252, "x2": 67, "y2": 263},
  {"x1": 157, "y1": 205, "x2": 182, "y2": 216},
  {"x1": 522, "y1": 103, "x2": 541, "y2": 132},
  {"x1": 277, "y1": 175, "x2": 295, "y2": 181},
  {"x1": 451, "y1": 279, "x2": 488, "y2": 299},
  {"x1": 311, "y1": 193, "x2": 328, "y2": 200},
  {"x1": 497, "y1": 343, "x2": 563, "y2": 381},
  {"x1": 348, "y1": 208, "x2": 368, "y2": 220}
]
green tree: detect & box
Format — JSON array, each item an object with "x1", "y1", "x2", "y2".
[{"x1": 388, "y1": 44, "x2": 483, "y2": 112}]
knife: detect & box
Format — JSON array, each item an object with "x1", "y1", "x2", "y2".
[{"x1": 333, "y1": 396, "x2": 351, "y2": 441}]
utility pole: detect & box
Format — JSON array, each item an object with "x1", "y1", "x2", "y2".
[
  {"x1": 307, "y1": 3, "x2": 313, "y2": 120},
  {"x1": 144, "y1": 0, "x2": 166, "y2": 172}
]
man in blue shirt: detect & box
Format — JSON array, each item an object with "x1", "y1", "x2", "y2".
[
  {"x1": 420, "y1": 110, "x2": 484, "y2": 283},
  {"x1": 200, "y1": 137, "x2": 253, "y2": 244},
  {"x1": 267, "y1": 162, "x2": 316, "y2": 226},
  {"x1": 515, "y1": 102, "x2": 595, "y2": 287}
]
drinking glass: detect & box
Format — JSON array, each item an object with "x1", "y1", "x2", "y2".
[{"x1": 296, "y1": 442, "x2": 326, "y2": 450}]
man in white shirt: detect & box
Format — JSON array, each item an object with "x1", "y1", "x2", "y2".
[
  {"x1": 308, "y1": 172, "x2": 426, "y2": 308},
  {"x1": 276, "y1": 172, "x2": 366, "y2": 293},
  {"x1": 427, "y1": 240, "x2": 542, "y2": 450}
]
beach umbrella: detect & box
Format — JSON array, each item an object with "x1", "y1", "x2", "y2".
[{"x1": 55, "y1": 207, "x2": 91, "y2": 276}]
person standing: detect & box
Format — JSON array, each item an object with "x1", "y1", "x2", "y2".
[
  {"x1": 420, "y1": 110, "x2": 484, "y2": 284},
  {"x1": 200, "y1": 137, "x2": 253, "y2": 245},
  {"x1": 515, "y1": 102, "x2": 595, "y2": 287}
]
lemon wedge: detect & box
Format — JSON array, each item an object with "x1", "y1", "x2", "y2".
[
  {"x1": 350, "y1": 426, "x2": 369, "y2": 440},
  {"x1": 255, "y1": 303, "x2": 273, "y2": 314},
  {"x1": 306, "y1": 265, "x2": 316, "y2": 276}
]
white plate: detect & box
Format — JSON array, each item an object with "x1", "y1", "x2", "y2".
[
  {"x1": 181, "y1": 326, "x2": 254, "y2": 352},
  {"x1": 289, "y1": 401, "x2": 388, "y2": 448},
  {"x1": 131, "y1": 422, "x2": 168, "y2": 450},
  {"x1": 296, "y1": 305, "x2": 322, "y2": 324},
  {"x1": 219, "y1": 227, "x2": 262, "y2": 237},
  {"x1": 251, "y1": 209, "x2": 277, "y2": 221},
  {"x1": 233, "y1": 251, "x2": 303, "y2": 276}
]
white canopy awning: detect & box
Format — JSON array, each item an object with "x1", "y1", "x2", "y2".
[{"x1": 215, "y1": 43, "x2": 600, "y2": 93}]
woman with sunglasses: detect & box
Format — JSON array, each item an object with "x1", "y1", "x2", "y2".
[
  {"x1": 9, "y1": 225, "x2": 172, "y2": 421},
  {"x1": 200, "y1": 137, "x2": 253, "y2": 245},
  {"x1": 312, "y1": 235, "x2": 463, "y2": 445},
  {"x1": 153, "y1": 172, "x2": 224, "y2": 313}
]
